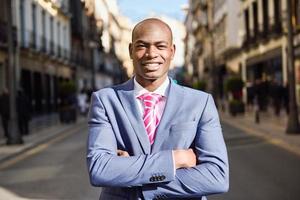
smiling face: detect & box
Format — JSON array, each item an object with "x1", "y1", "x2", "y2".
[{"x1": 129, "y1": 18, "x2": 175, "y2": 90}]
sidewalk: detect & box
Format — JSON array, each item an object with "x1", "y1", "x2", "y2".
[
  {"x1": 0, "y1": 115, "x2": 87, "y2": 165},
  {"x1": 220, "y1": 110, "x2": 300, "y2": 156}
]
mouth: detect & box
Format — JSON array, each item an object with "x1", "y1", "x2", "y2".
[{"x1": 142, "y1": 62, "x2": 162, "y2": 71}]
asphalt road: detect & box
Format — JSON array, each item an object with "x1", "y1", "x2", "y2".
[
  {"x1": 0, "y1": 125, "x2": 100, "y2": 200},
  {"x1": 210, "y1": 122, "x2": 300, "y2": 200},
  {"x1": 0, "y1": 122, "x2": 300, "y2": 200}
]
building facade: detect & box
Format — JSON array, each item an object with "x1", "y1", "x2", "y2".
[
  {"x1": 15, "y1": 0, "x2": 72, "y2": 115},
  {"x1": 70, "y1": 0, "x2": 100, "y2": 92},
  {"x1": 185, "y1": 0, "x2": 241, "y2": 99},
  {"x1": 185, "y1": 0, "x2": 300, "y2": 107},
  {"x1": 94, "y1": 0, "x2": 129, "y2": 88}
]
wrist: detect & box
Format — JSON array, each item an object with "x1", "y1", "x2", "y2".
[{"x1": 173, "y1": 150, "x2": 184, "y2": 169}]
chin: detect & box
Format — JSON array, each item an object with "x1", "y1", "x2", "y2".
[
  {"x1": 144, "y1": 74, "x2": 167, "y2": 81},
  {"x1": 144, "y1": 76, "x2": 159, "y2": 81}
]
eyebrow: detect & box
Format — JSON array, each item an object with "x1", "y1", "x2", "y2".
[{"x1": 134, "y1": 40, "x2": 169, "y2": 45}]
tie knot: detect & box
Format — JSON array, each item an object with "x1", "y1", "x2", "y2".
[{"x1": 138, "y1": 93, "x2": 162, "y2": 108}]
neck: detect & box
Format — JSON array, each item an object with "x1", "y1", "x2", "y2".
[{"x1": 136, "y1": 76, "x2": 167, "y2": 92}]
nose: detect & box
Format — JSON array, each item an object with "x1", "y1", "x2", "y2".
[{"x1": 145, "y1": 45, "x2": 158, "y2": 58}]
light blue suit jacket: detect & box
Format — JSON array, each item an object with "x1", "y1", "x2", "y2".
[{"x1": 87, "y1": 78, "x2": 229, "y2": 200}]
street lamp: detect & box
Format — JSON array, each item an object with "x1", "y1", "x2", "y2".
[
  {"x1": 6, "y1": 0, "x2": 23, "y2": 144},
  {"x1": 286, "y1": 0, "x2": 300, "y2": 134}
]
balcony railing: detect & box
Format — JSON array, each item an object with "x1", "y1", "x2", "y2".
[
  {"x1": 63, "y1": 48, "x2": 70, "y2": 60},
  {"x1": 40, "y1": 35, "x2": 47, "y2": 53},
  {"x1": 0, "y1": 21, "x2": 7, "y2": 44},
  {"x1": 0, "y1": 21, "x2": 17, "y2": 47},
  {"x1": 271, "y1": 23, "x2": 282, "y2": 35},
  {"x1": 30, "y1": 31, "x2": 37, "y2": 49},
  {"x1": 20, "y1": 30, "x2": 34, "y2": 49},
  {"x1": 50, "y1": 41, "x2": 55, "y2": 55},
  {"x1": 57, "y1": 45, "x2": 61, "y2": 58}
]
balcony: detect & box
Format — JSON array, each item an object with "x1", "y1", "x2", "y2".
[
  {"x1": 30, "y1": 31, "x2": 37, "y2": 49},
  {"x1": 57, "y1": 45, "x2": 61, "y2": 58},
  {"x1": 40, "y1": 35, "x2": 47, "y2": 53},
  {"x1": 0, "y1": 21, "x2": 7, "y2": 45},
  {"x1": 0, "y1": 21, "x2": 17, "y2": 48},
  {"x1": 242, "y1": 34, "x2": 251, "y2": 49},
  {"x1": 63, "y1": 48, "x2": 70, "y2": 60},
  {"x1": 270, "y1": 23, "x2": 282, "y2": 35},
  {"x1": 50, "y1": 41, "x2": 55, "y2": 56}
]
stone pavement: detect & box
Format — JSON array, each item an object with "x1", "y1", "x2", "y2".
[{"x1": 220, "y1": 110, "x2": 300, "y2": 157}]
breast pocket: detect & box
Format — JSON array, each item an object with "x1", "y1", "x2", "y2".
[{"x1": 167, "y1": 121, "x2": 198, "y2": 149}]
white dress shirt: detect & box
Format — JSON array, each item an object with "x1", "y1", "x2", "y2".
[{"x1": 133, "y1": 77, "x2": 176, "y2": 174}]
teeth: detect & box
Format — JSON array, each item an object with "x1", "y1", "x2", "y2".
[{"x1": 144, "y1": 63, "x2": 160, "y2": 67}]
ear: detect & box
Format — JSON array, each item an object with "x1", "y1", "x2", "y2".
[
  {"x1": 129, "y1": 43, "x2": 133, "y2": 59},
  {"x1": 171, "y1": 44, "x2": 176, "y2": 60}
]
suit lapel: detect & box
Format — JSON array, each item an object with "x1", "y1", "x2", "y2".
[
  {"x1": 116, "y1": 79, "x2": 151, "y2": 154},
  {"x1": 152, "y1": 79, "x2": 184, "y2": 152}
]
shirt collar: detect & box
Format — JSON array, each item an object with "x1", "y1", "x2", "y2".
[{"x1": 134, "y1": 77, "x2": 170, "y2": 98}]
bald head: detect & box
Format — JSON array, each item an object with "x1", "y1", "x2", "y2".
[{"x1": 131, "y1": 18, "x2": 173, "y2": 44}]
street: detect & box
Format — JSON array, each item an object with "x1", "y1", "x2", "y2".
[
  {"x1": 0, "y1": 125, "x2": 100, "y2": 200},
  {"x1": 211, "y1": 122, "x2": 300, "y2": 200},
  {"x1": 0, "y1": 122, "x2": 300, "y2": 200}
]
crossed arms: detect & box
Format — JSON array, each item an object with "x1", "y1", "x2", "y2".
[{"x1": 87, "y1": 92, "x2": 229, "y2": 199}]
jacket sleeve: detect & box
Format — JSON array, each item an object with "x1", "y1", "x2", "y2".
[
  {"x1": 87, "y1": 92, "x2": 175, "y2": 187},
  {"x1": 142, "y1": 94, "x2": 229, "y2": 199}
]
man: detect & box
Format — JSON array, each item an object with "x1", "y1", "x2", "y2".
[
  {"x1": 0, "y1": 88, "x2": 10, "y2": 138},
  {"x1": 87, "y1": 18, "x2": 229, "y2": 200},
  {"x1": 16, "y1": 89, "x2": 31, "y2": 135}
]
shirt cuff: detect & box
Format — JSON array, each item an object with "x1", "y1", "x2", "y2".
[{"x1": 172, "y1": 150, "x2": 176, "y2": 175}]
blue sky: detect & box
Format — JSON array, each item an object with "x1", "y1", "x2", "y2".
[{"x1": 117, "y1": 0, "x2": 188, "y2": 23}]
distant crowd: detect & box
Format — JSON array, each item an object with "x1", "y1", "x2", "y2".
[{"x1": 246, "y1": 79, "x2": 289, "y2": 116}]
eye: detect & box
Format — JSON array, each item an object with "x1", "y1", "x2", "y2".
[
  {"x1": 157, "y1": 45, "x2": 167, "y2": 50},
  {"x1": 135, "y1": 44, "x2": 146, "y2": 49}
]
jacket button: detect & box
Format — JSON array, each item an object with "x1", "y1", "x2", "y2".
[
  {"x1": 161, "y1": 175, "x2": 166, "y2": 180},
  {"x1": 149, "y1": 177, "x2": 154, "y2": 182}
]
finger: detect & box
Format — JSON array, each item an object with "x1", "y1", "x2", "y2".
[
  {"x1": 117, "y1": 150, "x2": 129, "y2": 157},
  {"x1": 123, "y1": 151, "x2": 130, "y2": 157},
  {"x1": 117, "y1": 150, "x2": 124, "y2": 156}
]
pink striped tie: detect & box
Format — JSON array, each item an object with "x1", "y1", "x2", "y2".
[{"x1": 138, "y1": 93, "x2": 162, "y2": 145}]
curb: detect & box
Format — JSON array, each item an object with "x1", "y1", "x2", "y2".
[{"x1": 220, "y1": 113, "x2": 300, "y2": 157}]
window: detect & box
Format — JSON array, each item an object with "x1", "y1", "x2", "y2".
[
  {"x1": 244, "y1": 9, "x2": 250, "y2": 41},
  {"x1": 262, "y1": 0, "x2": 269, "y2": 35},
  {"x1": 0, "y1": 63, "x2": 4, "y2": 91},
  {"x1": 0, "y1": 0, "x2": 7, "y2": 22},
  {"x1": 252, "y1": 1, "x2": 258, "y2": 39},
  {"x1": 273, "y1": 0, "x2": 281, "y2": 32},
  {"x1": 57, "y1": 21, "x2": 60, "y2": 56},
  {"x1": 41, "y1": 10, "x2": 46, "y2": 50},
  {"x1": 31, "y1": 3, "x2": 36, "y2": 48},
  {"x1": 20, "y1": 0, "x2": 25, "y2": 46},
  {"x1": 63, "y1": 26, "x2": 67, "y2": 58},
  {"x1": 50, "y1": 16, "x2": 54, "y2": 54},
  {"x1": 295, "y1": 0, "x2": 300, "y2": 29}
]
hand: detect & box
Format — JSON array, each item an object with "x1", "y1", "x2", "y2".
[
  {"x1": 117, "y1": 149, "x2": 130, "y2": 157},
  {"x1": 173, "y1": 149, "x2": 197, "y2": 169}
]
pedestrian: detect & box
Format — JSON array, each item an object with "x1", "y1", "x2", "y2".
[
  {"x1": 0, "y1": 88, "x2": 10, "y2": 138},
  {"x1": 16, "y1": 89, "x2": 31, "y2": 135},
  {"x1": 282, "y1": 82, "x2": 289, "y2": 114},
  {"x1": 246, "y1": 81, "x2": 255, "y2": 111},
  {"x1": 269, "y1": 80, "x2": 283, "y2": 116},
  {"x1": 87, "y1": 18, "x2": 229, "y2": 200},
  {"x1": 77, "y1": 89, "x2": 88, "y2": 116}
]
